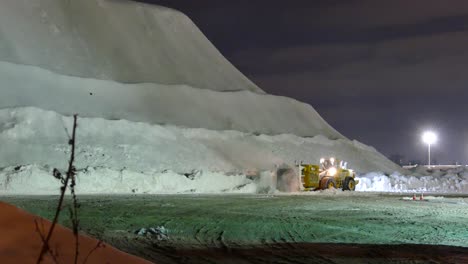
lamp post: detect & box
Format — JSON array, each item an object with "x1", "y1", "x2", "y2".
[{"x1": 422, "y1": 131, "x2": 437, "y2": 167}]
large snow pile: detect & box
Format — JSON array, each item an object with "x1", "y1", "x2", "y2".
[
  {"x1": 0, "y1": 0, "x2": 406, "y2": 194},
  {"x1": 0, "y1": 0, "x2": 261, "y2": 93},
  {"x1": 0, "y1": 107, "x2": 464, "y2": 195},
  {"x1": 2, "y1": 0, "x2": 343, "y2": 137},
  {"x1": 0, "y1": 107, "x2": 403, "y2": 195},
  {"x1": 357, "y1": 167, "x2": 468, "y2": 193},
  {"x1": 0, "y1": 0, "x2": 345, "y2": 138}
]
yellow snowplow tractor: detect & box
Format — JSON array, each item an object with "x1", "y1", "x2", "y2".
[{"x1": 296, "y1": 157, "x2": 359, "y2": 191}]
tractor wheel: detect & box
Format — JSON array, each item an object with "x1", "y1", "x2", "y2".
[
  {"x1": 320, "y1": 177, "x2": 336, "y2": 190},
  {"x1": 342, "y1": 177, "x2": 356, "y2": 191}
]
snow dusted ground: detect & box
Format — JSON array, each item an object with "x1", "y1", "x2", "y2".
[{"x1": 4, "y1": 194, "x2": 468, "y2": 263}]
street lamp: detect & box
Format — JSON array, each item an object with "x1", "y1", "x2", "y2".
[{"x1": 422, "y1": 131, "x2": 437, "y2": 167}]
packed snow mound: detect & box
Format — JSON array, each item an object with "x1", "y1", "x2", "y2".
[
  {"x1": 0, "y1": 61, "x2": 342, "y2": 138},
  {"x1": 0, "y1": 165, "x2": 269, "y2": 195},
  {"x1": 0, "y1": 0, "x2": 261, "y2": 93},
  {"x1": 357, "y1": 169, "x2": 468, "y2": 193},
  {"x1": 0, "y1": 107, "x2": 400, "y2": 183}
]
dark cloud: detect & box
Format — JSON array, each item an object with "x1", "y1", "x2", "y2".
[{"x1": 136, "y1": 0, "x2": 468, "y2": 164}]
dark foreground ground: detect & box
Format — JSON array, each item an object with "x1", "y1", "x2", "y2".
[{"x1": 2, "y1": 193, "x2": 468, "y2": 263}]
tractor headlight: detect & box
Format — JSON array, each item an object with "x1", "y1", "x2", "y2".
[{"x1": 328, "y1": 167, "x2": 337, "y2": 176}]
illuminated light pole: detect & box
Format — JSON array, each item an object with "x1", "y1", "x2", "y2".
[{"x1": 422, "y1": 131, "x2": 437, "y2": 167}]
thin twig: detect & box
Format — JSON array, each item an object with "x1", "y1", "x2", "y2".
[
  {"x1": 36, "y1": 115, "x2": 78, "y2": 264},
  {"x1": 35, "y1": 219, "x2": 59, "y2": 264},
  {"x1": 70, "y1": 169, "x2": 80, "y2": 264},
  {"x1": 82, "y1": 240, "x2": 104, "y2": 264}
]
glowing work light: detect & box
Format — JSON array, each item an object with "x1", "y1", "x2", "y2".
[{"x1": 422, "y1": 131, "x2": 437, "y2": 167}]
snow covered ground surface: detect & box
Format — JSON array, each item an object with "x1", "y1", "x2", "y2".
[{"x1": 4, "y1": 194, "x2": 468, "y2": 263}]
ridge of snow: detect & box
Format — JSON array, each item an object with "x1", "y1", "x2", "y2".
[
  {"x1": 357, "y1": 170, "x2": 468, "y2": 193},
  {"x1": 3, "y1": 164, "x2": 467, "y2": 195},
  {"x1": 0, "y1": 107, "x2": 400, "y2": 176},
  {"x1": 0, "y1": 60, "x2": 342, "y2": 138},
  {"x1": 0, "y1": 165, "x2": 263, "y2": 195}
]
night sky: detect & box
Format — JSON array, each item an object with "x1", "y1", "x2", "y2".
[{"x1": 138, "y1": 0, "x2": 468, "y2": 165}]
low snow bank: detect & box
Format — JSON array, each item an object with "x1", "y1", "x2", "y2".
[
  {"x1": 0, "y1": 107, "x2": 406, "y2": 195},
  {"x1": 3, "y1": 164, "x2": 467, "y2": 195},
  {"x1": 357, "y1": 169, "x2": 468, "y2": 193},
  {"x1": 0, "y1": 165, "x2": 278, "y2": 195},
  {"x1": 0, "y1": 107, "x2": 401, "y2": 174}
]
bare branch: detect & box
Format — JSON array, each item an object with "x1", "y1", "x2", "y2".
[
  {"x1": 36, "y1": 114, "x2": 78, "y2": 264},
  {"x1": 82, "y1": 240, "x2": 105, "y2": 264},
  {"x1": 69, "y1": 167, "x2": 80, "y2": 264},
  {"x1": 35, "y1": 219, "x2": 59, "y2": 264}
]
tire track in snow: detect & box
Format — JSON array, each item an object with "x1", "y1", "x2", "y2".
[
  {"x1": 193, "y1": 224, "x2": 207, "y2": 245},
  {"x1": 216, "y1": 230, "x2": 229, "y2": 251}
]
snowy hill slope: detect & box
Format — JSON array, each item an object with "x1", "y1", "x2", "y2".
[{"x1": 0, "y1": 0, "x2": 261, "y2": 93}]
